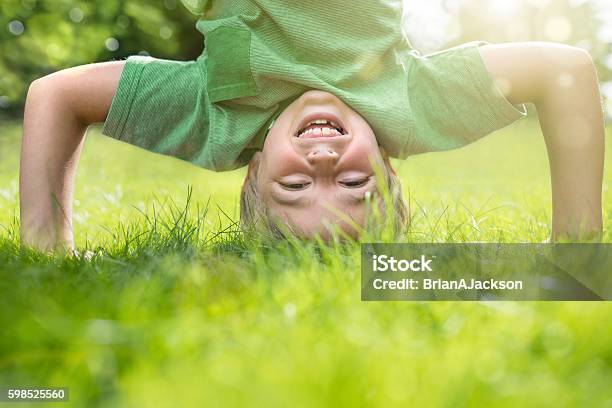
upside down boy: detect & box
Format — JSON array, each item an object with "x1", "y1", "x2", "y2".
[{"x1": 20, "y1": 0, "x2": 604, "y2": 249}]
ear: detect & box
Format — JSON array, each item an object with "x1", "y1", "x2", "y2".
[
  {"x1": 247, "y1": 151, "x2": 262, "y2": 177},
  {"x1": 242, "y1": 152, "x2": 261, "y2": 189}
]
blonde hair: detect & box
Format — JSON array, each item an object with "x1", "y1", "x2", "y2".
[{"x1": 240, "y1": 151, "x2": 409, "y2": 239}]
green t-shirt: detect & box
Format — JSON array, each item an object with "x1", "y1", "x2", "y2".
[{"x1": 103, "y1": 0, "x2": 526, "y2": 171}]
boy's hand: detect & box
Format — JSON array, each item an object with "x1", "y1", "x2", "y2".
[
  {"x1": 20, "y1": 62, "x2": 125, "y2": 251},
  {"x1": 479, "y1": 43, "x2": 605, "y2": 242}
]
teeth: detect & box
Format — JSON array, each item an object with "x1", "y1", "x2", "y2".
[
  {"x1": 307, "y1": 119, "x2": 337, "y2": 127},
  {"x1": 296, "y1": 118, "x2": 345, "y2": 137},
  {"x1": 297, "y1": 127, "x2": 343, "y2": 137}
]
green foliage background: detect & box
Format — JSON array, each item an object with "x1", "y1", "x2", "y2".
[{"x1": 0, "y1": 0, "x2": 200, "y2": 116}]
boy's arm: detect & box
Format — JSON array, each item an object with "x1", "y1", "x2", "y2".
[
  {"x1": 20, "y1": 62, "x2": 125, "y2": 251},
  {"x1": 479, "y1": 43, "x2": 604, "y2": 241}
]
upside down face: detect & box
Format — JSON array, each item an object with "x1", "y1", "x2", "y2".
[{"x1": 252, "y1": 90, "x2": 387, "y2": 239}]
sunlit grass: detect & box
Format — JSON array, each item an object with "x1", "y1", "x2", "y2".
[{"x1": 0, "y1": 119, "x2": 611, "y2": 406}]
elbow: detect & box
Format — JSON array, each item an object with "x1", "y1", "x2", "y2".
[
  {"x1": 551, "y1": 46, "x2": 598, "y2": 90},
  {"x1": 571, "y1": 47, "x2": 595, "y2": 66},
  {"x1": 26, "y1": 71, "x2": 78, "y2": 109},
  {"x1": 535, "y1": 45, "x2": 599, "y2": 106},
  {"x1": 25, "y1": 73, "x2": 86, "y2": 126},
  {"x1": 25, "y1": 74, "x2": 63, "y2": 112},
  {"x1": 563, "y1": 47, "x2": 601, "y2": 104},
  {"x1": 567, "y1": 46, "x2": 597, "y2": 78},
  {"x1": 25, "y1": 77, "x2": 45, "y2": 109}
]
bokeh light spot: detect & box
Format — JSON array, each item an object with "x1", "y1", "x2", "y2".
[
  {"x1": 160, "y1": 26, "x2": 173, "y2": 40},
  {"x1": 603, "y1": 55, "x2": 612, "y2": 70},
  {"x1": 105, "y1": 37, "x2": 120, "y2": 52},
  {"x1": 8, "y1": 20, "x2": 24, "y2": 36},
  {"x1": 283, "y1": 303, "x2": 296, "y2": 319},
  {"x1": 402, "y1": 0, "x2": 457, "y2": 53},
  {"x1": 558, "y1": 72, "x2": 575, "y2": 88},
  {"x1": 545, "y1": 16, "x2": 572, "y2": 41},
  {"x1": 69, "y1": 8, "x2": 84, "y2": 23},
  {"x1": 0, "y1": 96, "x2": 9, "y2": 109},
  {"x1": 116, "y1": 15, "x2": 130, "y2": 29}
]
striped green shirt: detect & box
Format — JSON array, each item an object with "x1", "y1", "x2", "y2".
[{"x1": 103, "y1": 0, "x2": 525, "y2": 170}]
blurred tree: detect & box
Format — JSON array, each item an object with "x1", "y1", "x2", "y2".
[{"x1": 0, "y1": 0, "x2": 199, "y2": 118}]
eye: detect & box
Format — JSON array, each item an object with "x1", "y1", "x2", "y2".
[
  {"x1": 280, "y1": 181, "x2": 311, "y2": 191},
  {"x1": 339, "y1": 178, "x2": 370, "y2": 188}
]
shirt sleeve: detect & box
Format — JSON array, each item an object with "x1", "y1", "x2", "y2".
[
  {"x1": 404, "y1": 41, "x2": 527, "y2": 155},
  {"x1": 102, "y1": 55, "x2": 214, "y2": 168}
]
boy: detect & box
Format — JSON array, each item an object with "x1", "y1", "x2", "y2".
[{"x1": 20, "y1": 0, "x2": 604, "y2": 249}]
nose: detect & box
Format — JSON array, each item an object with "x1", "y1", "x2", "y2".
[{"x1": 307, "y1": 148, "x2": 339, "y2": 166}]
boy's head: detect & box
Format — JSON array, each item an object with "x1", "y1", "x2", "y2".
[{"x1": 241, "y1": 90, "x2": 408, "y2": 239}]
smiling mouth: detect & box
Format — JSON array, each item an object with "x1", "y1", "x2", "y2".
[{"x1": 295, "y1": 119, "x2": 347, "y2": 138}]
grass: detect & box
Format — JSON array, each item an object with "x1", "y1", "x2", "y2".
[{"x1": 0, "y1": 118, "x2": 611, "y2": 407}]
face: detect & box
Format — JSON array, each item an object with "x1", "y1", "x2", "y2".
[{"x1": 253, "y1": 90, "x2": 386, "y2": 239}]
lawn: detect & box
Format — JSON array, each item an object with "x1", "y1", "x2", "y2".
[{"x1": 0, "y1": 118, "x2": 611, "y2": 407}]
